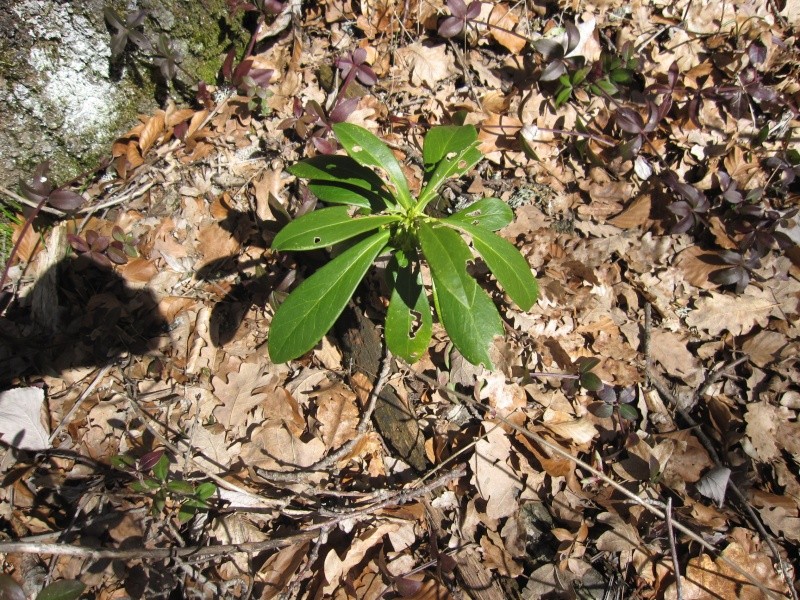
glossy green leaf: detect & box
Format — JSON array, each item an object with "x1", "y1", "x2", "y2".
[
  {"x1": 576, "y1": 356, "x2": 600, "y2": 373},
  {"x1": 580, "y1": 371, "x2": 603, "y2": 391},
  {"x1": 289, "y1": 154, "x2": 393, "y2": 210},
  {"x1": 36, "y1": 580, "x2": 85, "y2": 600},
  {"x1": 442, "y1": 220, "x2": 538, "y2": 310},
  {"x1": 268, "y1": 230, "x2": 390, "y2": 362},
  {"x1": 418, "y1": 223, "x2": 502, "y2": 367},
  {"x1": 555, "y1": 85, "x2": 573, "y2": 107},
  {"x1": 178, "y1": 506, "x2": 197, "y2": 522},
  {"x1": 418, "y1": 125, "x2": 482, "y2": 207},
  {"x1": 272, "y1": 206, "x2": 398, "y2": 250},
  {"x1": 444, "y1": 197, "x2": 513, "y2": 231},
  {"x1": 307, "y1": 182, "x2": 391, "y2": 210},
  {"x1": 385, "y1": 252, "x2": 432, "y2": 363},
  {"x1": 333, "y1": 123, "x2": 413, "y2": 209}
]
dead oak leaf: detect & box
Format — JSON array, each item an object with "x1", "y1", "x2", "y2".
[
  {"x1": 685, "y1": 289, "x2": 778, "y2": 336},
  {"x1": 312, "y1": 380, "x2": 359, "y2": 450},
  {"x1": 241, "y1": 421, "x2": 325, "y2": 471},
  {"x1": 665, "y1": 540, "x2": 789, "y2": 599},
  {"x1": 470, "y1": 423, "x2": 521, "y2": 520},
  {"x1": 395, "y1": 42, "x2": 454, "y2": 88},
  {"x1": 212, "y1": 362, "x2": 281, "y2": 430}
]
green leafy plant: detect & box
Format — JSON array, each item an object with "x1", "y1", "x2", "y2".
[
  {"x1": 112, "y1": 450, "x2": 217, "y2": 522},
  {"x1": 268, "y1": 123, "x2": 538, "y2": 367}
]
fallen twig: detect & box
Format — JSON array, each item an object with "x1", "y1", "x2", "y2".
[{"x1": 402, "y1": 364, "x2": 789, "y2": 600}]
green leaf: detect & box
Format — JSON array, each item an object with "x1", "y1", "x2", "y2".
[
  {"x1": 594, "y1": 78, "x2": 619, "y2": 95},
  {"x1": 290, "y1": 154, "x2": 396, "y2": 209},
  {"x1": 554, "y1": 86, "x2": 573, "y2": 107},
  {"x1": 572, "y1": 66, "x2": 591, "y2": 86},
  {"x1": 268, "y1": 230, "x2": 390, "y2": 362},
  {"x1": 166, "y1": 479, "x2": 194, "y2": 495},
  {"x1": 579, "y1": 371, "x2": 603, "y2": 392},
  {"x1": 152, "y1": 454, "x2": 170, "y2": 482},
  {"x1": 385, "y1": 252, "x2": 433, "y2": 363},
  {"x1": 610, "y1": 68, "x2": 632, "y2": 84},
  {"x1": 110, "y1": 454, "x2": 135, "y2": 469},
  {"x1": 576, "y1": 356, "x2": 600, "y2": 373},
  {"x1": 418, "y1": 223, "x2": 502, "y2": 367},
  {"x1": 332, "y1": 123, "x2": 414, "y2": 210},
  {"x1": 195, "y1": 481, "x2": 217, "y2": 500},
  {"x1": 418, "y1": 125, "x2": 482, "y2": 208},
  {"x1": 307, "y1": 182, "x2": 391, "y2": 210},
  {"x1": 272, "y1": 207, "x2": 398, "y2": 251},
  {"x1": 618, "y1": 403, "x2": 638, "y2": 421},
  {"x1": 444, "y1": 197, "x2": 513, "y2": 231},
  {"x1": 178, "y1": 506, "x2": 197, "y2": 522},
  {"x1": 182, "y1": 497, "x2": 210, "y2": 509},
  {"x1": 36, "y1": 580, "x2": 86, "y2": 600},
  {"x1": 442, "y1": 220, "x2": 538, "y2": 310}
]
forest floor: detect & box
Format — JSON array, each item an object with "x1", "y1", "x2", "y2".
[{"x1": 1, "y1": 0, "x2": 800, "y2": 598}]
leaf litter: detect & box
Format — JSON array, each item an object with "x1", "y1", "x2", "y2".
[{"x1": 0, "y1": 0, "x2": 799, "y2": 598}]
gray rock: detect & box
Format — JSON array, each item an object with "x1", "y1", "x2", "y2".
[{"x1": 0, "y1": 0, "x2": 239, "y2": 190}]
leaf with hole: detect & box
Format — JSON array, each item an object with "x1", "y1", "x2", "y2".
[
  {"x1": 272, "y1": 207, "x2": 398, "y2": 250},
  {"x1": 442, "y1": 219, "x2": 538, "y2": 310},
  {"x1": 418, "y1": 125, "x2": 482, "y2": 207},
  {"x1": 268, "y1": 231, "x2": 390, "y2": 362},
  {"x1": 445, "y1": 197, "x2": 513, "y2": 231},
  {"x1": 333, "y1": 122, "x2": 413, "y2": 209},
  {"x1": 385, "y1": 252, "x2": 433, "y2": 363}
]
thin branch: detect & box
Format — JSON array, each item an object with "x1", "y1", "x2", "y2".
[
  {"x1": 0, "y1": 532, "x2": 318, "y2": 561},
  {"x1": 402, "y1": 364, "x2": 789, "y2": 600},
  {"x1": 0, "y1": 465, "x2": 464, "y2": 561},
  {"x1": 666, "y1": 498, "x2": 684, "y2": 600},
  {"x1": 126, "y1": 393, "x2": 287, "y2": 510},
  {"x1": 647, "y1": 362, "x2": 798, "y2": 600},
  {"x1": 256, "y1": 349, "x2": 394, "y2": 483}
]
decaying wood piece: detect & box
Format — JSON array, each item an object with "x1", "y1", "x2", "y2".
[{"x1": 336, "y1": 301, "x2": 428, "y2": 471}]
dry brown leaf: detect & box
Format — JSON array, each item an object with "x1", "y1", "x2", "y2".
[
  {"x1": 542, "y1": 415, "x2": 598, "y2": 446},
  {"x1": 484, "y1": 4, "x2": 526, "y2": 54},
  {"x1": 664, "y1": 538, "x2": 788, "y2": 599},
  {"x1": 747, "y1": 401, "x2": 800, "y2": 463},
  {"x1": 138, "y1": 111, "x2": 165, "y2": 156},
  {"x1": 480, "y1": 528, "x2": 523, "y2": 577},
  {"x1": 323, "y1": 523, "x2": 400, "y2": 595},
  {"x1": 470, "y1": 423, "x2": 521, "y2": 520},
  {"x1": 313, "y1": 380, "x2": 360, "y2": 449},
  {"x1": 212, "y1": 362, "x2": 281, "y2": 429},
  {"x1": 395, "y1": 42, "x2": 454, "y2": 87},
  {"x1": 744, "y1": 401, "x2": 781, "y2": 462},
  {"x1": 243, "y1": 421, "x2": 326, "y2": 470},
  {"x1": 674, "y1": 246, "x2": 722, "y2": 289},
  {"x1": 685, "y1": 289, "x2": 777, "y2": 336},
  {"x1": 595, "y1": 512, "x2": 643, "y2": 563},
  {"x1": 258, "y1": 541, "x2": 310, "y2": 599},
  {"x1": 742, "y1": 330, "x2": 789, "y2": 368},
  {"x1": 608, "y1": 193, "x2": 652, "y2": 229},
  {"x1": 649, "y1": 330, "x2": 703, "y2": 387}
]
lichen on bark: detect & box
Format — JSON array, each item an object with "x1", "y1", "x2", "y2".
[{"x1": 0, "y1": 0, "x2": 245, "y2": 190}]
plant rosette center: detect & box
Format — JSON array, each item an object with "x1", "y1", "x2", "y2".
[{"x1": 268, "y1": 122, "x2": 538, "y2": 368}]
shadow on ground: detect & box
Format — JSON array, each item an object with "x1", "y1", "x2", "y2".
[{"x1": 0, "y1": 257, "x2": 168, "y2": 386}]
